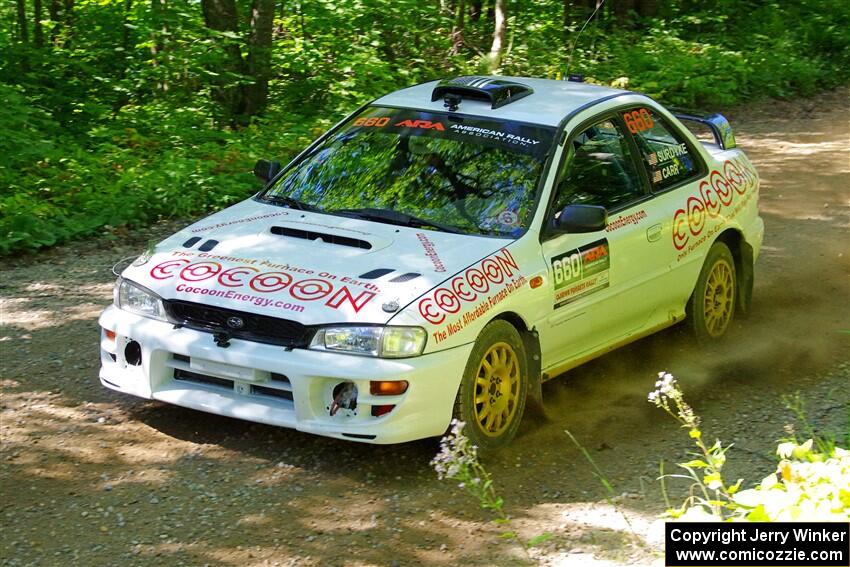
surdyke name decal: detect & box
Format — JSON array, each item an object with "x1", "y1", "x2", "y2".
[
  {"x1": 418, "y1": 248, "x2": 522, "y2": 326},
  {"x1": 149, "y1": 251, "x2": 379, "y2": 313},
  {"x1": 672, "y1": 157, "x2": 758, "y2": 259}
]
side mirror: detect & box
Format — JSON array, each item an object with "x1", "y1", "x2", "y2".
[
  {"x1": 253, "y1": 159, "x2": 282, "y2": 183},
  {"x1": 553, "y1": 204, "x2": 608, "y2": 234}
]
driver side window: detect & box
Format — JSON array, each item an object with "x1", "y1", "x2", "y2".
[{"x1": 552, "y1": 118, "x2": 645, "y2": 215}]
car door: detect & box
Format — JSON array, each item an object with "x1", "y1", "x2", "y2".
[
  {"x1": 620, "y1": 104, "x2": 711, "y2": 314},
  {"x1": 538, "y1": 112, "x2": 670, "y2": 369}
]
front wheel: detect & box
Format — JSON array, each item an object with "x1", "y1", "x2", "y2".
[
  {"x1": 687, "y1": 241, "x2": 737, "y2": 342},
  {"x1": 454, "y1": 320, "x2": 528, "y2": 451}
]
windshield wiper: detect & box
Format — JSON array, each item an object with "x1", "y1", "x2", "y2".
[
  {"x1": 330, "y1": 208, "x2": 465, "y2": 234},
  {"x1": 263, "y1": 195, "x2": 319, "y2": 212}
]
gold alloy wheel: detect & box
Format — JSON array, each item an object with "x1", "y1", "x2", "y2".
[
  {"x1": 473, "y1": 341, "x2": 521, "y2": 437},
  {"x1": 703, "y1": 258, "x2": 735, "y2": 337}
]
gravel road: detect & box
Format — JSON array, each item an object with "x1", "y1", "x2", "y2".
[{"x1": 1, "y1": 88, "x2": 848, "y2": 567}]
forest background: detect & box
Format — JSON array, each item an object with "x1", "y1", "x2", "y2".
[{"x1": 2, "y1": 0, "x2": 849, "y2": 254}]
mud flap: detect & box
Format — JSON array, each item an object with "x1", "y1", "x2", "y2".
[
  {"x1": 522, "y1": 329, "x2": 547, "y2": 419},
  {"x1": 737, "y1": 241, "x2": 754, "y2": 316}
]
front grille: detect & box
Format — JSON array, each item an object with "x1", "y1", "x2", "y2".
[
  {"x1": 164, "y1": 300, "x2": 312, "y2": 347},
  {"x1": 251, "y1": 384, "x2": 294, "y2": 401},
  {"x1": 174, "y1": 369, "x2": 233, "y2": 389}
]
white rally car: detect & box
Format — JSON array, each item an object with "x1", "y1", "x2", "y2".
[{"x1": 99, "y1": 76, "x2": 764, "y2": 449}]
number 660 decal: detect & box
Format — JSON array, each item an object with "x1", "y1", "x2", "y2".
[{"x1": 623, "y1": 109, "x2": 654, "y2": 134}]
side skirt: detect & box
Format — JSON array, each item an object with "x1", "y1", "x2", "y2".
[{"x1": 540, "y1": 315, "x2": 684, "y2": 383}]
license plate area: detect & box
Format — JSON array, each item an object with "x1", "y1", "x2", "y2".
[{"x1": 190, "y1": 358, "x2": 263, "y2": 382}]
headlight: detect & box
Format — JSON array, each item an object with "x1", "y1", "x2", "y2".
[
  {"x1": 310, "y1": 326, "x2": 427, "y2": 358},
  {"x1": 115, "y1": 278, "x2": 167, "y2": 322}
]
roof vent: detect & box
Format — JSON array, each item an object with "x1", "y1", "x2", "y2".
[{"x1": 431, "y1": 76, "x2": 533, "y2": 110}]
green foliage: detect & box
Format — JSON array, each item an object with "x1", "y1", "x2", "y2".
[
  {"x1": 1, "y1": 0, "x2": 849, "y2": 254},
  {"x1": 732, "y1": 441, "x2": 850, "y2": 521},
  {"x1": 0, "y1": 98, "x2": 327, "y2": 253},
  {"x1": 650, "y1": 373, "x2": 850, "y2": 521}
]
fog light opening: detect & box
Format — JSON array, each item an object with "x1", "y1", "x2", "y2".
[
  {"x1": 369, "y1": 380, "x2": 409, "y2": 396},
  {"x1": 124, "y1": 340, "x2": 142, "y2": 366},
  {"x1": 329, "y1": 381, "x2": 358, "y2": 416},
  {"x1": 371, "y1": 404, "x2": 395, "y2": 417}
]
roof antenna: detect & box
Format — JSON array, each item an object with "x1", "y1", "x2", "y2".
[{"x1": 565, "y1": 0, "x2": 606, "y2": 81}]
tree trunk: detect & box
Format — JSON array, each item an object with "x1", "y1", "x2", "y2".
[
  {"x1": 636, "y1": 0, "x2": 659, "y2": 17},
  {"x1": 149, "y1": 0, "x2": 165, "y2": 78},
  {"x1": 48, "y1": 0, "x2": 60, "y2": 43},
  {"x1": 17, "y1": 0, "x2": 28, "y2": 43},
  {"x1": 486, "y1": 0, "x2": 505, "y2": 72},
  {"x1": 244, "y1": 0, "x2": 274, "y2": 117},
  {"x1": 469, "y1": 0, "x2": 481, "y2": 22},
  {"x1": 62, "y1": 0, "x2": 74, "y2": 47},
  {"x1": 34, "y1": 0, "x2": 44, "y2": 47},
  {"x1": 449, "y1": 0, "x2": 464, "y2": 55},
  {"x1": 202, "y1": 0, "x2": 248, "y2": 122},
  {"x1": 121, "y1": 0, "x2": 133, "y2": 53},
  {"x1": 613, "y1": 0, "x2": 635, "y2": 25}
]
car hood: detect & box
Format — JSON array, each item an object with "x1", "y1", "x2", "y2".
[{"x1": 121, "y1": 200, "x2": 512, "y2": 325}]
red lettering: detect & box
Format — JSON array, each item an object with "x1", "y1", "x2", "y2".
[
  {"x1": 687, "y1": 196, "x2": 706, "y2": 236},
  {"x1": 724, "y1": 161, "x2": 748, "y2": 195},
  {"x1": 417, "y1": 250, "x2": 524, "y2": 325},
  {"x1": 494, "y1": 248, "x2": 519, "y2": 277},
  {"x1": 670, "y1": 159, "x2": 758, "y2": 255},
  {"x1": 451, "y1": 276, "x2": 476, "y2": 302},
  {"x1": 481, "y1": 258, "x2": 504, "y2": 284},
  {"x1": 290, "y1": 278, "x2": 333, "y2": 301},
  {"x1": 180, "y1": 262, "x2": 222, "y2": 282},
  {"x1": 218, "y1": 266, "x2": 259, "y2": 287},
  {"x1": 434, "y1": 288, "x2": 461, "y2": 314},
  {"x1": 325, "y1": 286, "x2": 376, "y2": 313},
  {"x1": 712, "y1": 170, "x2": 734, "y2": 207},
  {"x1": 699, "y1": 180, "x2": 721, "y2": 218},
  {"x1": 249, "y1": 271, "x2": 292, "y2": 293},
  {"x1": 394, "y1": 119, "x2": 445, "y2": 131},
  {"x1": 418, "y1": 297, "x2": 445, "y2": 324},
  {"x1": 673, "y1": 208, "x2": 689, "y2": 250},
  {"x1": 466, "y1": 267, "x2": 490, "y2": 293},
  {"x1": 150, "y1": 259, "x2": 189, "y2": 280}
]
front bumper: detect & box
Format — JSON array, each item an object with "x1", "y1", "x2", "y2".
[{"x1": 98, "y1": 306, "x2": 472, "y2": 444}]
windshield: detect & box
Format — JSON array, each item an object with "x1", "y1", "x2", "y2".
[{"x1": 259, "y1": 106, "x2": 555, "y2": 237}]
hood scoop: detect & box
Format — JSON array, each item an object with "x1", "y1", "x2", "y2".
[
  {"x1": 270, "y1": 226, "x2": 372, "y2": 250},
  {"x1": 357, "y1": 269, "x2": 422, "y2": 283}
]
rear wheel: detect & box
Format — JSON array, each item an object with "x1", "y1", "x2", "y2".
[
  {"x1": 454, "y1": 320, "x2": 528, "y2": 451},
  {"x1": 688, "y1": 242, "x2": 736, "y2": 341}
]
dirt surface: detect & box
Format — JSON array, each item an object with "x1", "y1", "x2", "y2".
[{"x1": 2, "y1": 88, "x2": 849, "y2": 567}]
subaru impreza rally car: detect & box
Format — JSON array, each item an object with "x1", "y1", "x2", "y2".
[{"x1": 99, "y1": 76, "x2": 763, "y2": 449}]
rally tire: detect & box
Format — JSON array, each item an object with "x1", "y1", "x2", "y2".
[
  {"x1": 454, "y1": 320, "x2": 528, "y2": 451},
  {"x1": 687, "y1": 241, "x2": 737, "y2": 342}
]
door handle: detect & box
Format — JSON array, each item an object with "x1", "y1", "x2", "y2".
[{"x1": 646, "y1": 223, "x2": 662, "y2": 242}]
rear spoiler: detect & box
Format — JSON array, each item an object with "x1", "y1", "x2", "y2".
[{"x1": 672, "y1": 110, "x2": 737, "y2": 150}]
